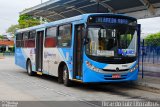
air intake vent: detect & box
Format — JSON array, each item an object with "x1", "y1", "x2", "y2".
[{"x1": 102, "y1": 69, "x2": 129, "y2": 72}]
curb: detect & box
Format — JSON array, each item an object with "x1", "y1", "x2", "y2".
[{"x1": 132, "y1": 82, "x2": 160, "y2": 94}]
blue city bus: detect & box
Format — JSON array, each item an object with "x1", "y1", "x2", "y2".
[{"x1": 15, "y1": 13, "x2": 140, "y2": 86}]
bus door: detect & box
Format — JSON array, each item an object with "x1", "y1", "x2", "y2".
[
  {"x1": 36, "y1": 30, "x2": 44, "y2": 72},
  {"x1": 73, "y1": 24, "x2": 84, "y2": 80}
]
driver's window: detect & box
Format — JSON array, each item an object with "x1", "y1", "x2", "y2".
[{"x1": 88, "y1": 28, "x2": 99, "y2": 54}]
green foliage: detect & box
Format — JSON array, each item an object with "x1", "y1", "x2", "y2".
[
  {"x1": 145, "y1": 32, "x2": 160, "y2": 40},
  {"x1": 6, "y1": 14, "x2": 48, "y2": 33},
  {"x1": 0, "y1": 35, "x2": 3, "y2": 40},
  {"x1": 6, "y1": 24, "x2": 19, "y2": 34},
  {"x1": 18, "y1": 14, "x2": 41, "y2": 29},
  {"x1": 144, "y1": 32, "x2": 160, "y2": 46}
]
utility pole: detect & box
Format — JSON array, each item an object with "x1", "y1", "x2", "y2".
[{"x1": 41, "y1": 0, "x2": 43, "y2": 4}]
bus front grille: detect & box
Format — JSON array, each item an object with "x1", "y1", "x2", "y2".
[{"x1": 102, "y1": 69, "x2": 129, "y2": 72}]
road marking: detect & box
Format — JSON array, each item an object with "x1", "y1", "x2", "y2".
[{"x1": 0, "y1": 72, "x2": 102, "y2": 107}]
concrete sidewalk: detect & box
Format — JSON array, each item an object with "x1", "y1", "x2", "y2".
[
  {"x1": 141, "y1": 65, "x2": 160, "y2": 73},
  {"x1": 134, "y1": 73, "x2": 160, "y2": 94},
  {"x1": 137, "y1": 64, "x2": 160, "y2": 93}
]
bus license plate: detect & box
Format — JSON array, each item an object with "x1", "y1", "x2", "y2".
[{"x1": 112, "y1": 74, "x2": 121, "y2": 79}]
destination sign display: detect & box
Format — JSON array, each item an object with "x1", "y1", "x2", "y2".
[
  {"x1": 96, "y1": 17, "x2": 128, "y2": 24},
  {"x1": 88, "y1": 16, "x2": 136, "y2": 25}
]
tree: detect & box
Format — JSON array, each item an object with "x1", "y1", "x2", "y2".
[
  {"x1": 18, "y1": 14, "x2": 42, "y2": 29},
  {"x1": 0, "y1": 35, "x2": 3, "y2": 40},
  {"x1": 144, "y1": 32, "x2": 160, "y2": 46},
  {"x1": 6, "y1": 14, "x2": 48, "y2": 35},
  {"x1": 6, "y1": 24, "x2": 19, "y2": 34}
]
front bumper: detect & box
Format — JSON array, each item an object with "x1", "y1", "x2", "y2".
[{"x1": 83, "y1": 68, "x2": 139, "y2": 83}]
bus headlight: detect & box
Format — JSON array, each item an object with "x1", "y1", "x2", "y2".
[
  {"x1": 130, "y1": 64, "x2": 138, "y2": 72},
  {"x1": 86, "y1": 61, "x2": 101, "y2": 72}
]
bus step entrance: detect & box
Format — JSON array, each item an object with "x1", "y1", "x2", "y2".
[
  {"x1": 37, "y1": 71, "x2": 43, "y2": 75},
  {"x1": 72, "y1": 79, "x2": 82, "y2": 83}
]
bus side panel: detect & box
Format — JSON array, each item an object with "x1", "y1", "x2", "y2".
[
  {"x1": 43, "y1": 48, "x2": 64, "y2": 76},
  {"x1": 15, "y1": 48, "x2": 36, "y2": 71},
  {"x1": 42, "y1": 46, "x2": 72, "y2": 78},
  {"x1": 23, "y1": 48, "x2": 36, "y2": 71},
  {"x1": 57, "y1": 48, "x2": 73, "y2": 79},
  {"x1": 15, "y1": 48, "x2": 27, "y2": 69}
]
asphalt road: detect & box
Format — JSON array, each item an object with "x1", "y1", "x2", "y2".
[{"x1": 0, "y1": 57, "x2": 160, "y2": 106}]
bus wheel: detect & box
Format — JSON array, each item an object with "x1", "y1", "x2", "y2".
[
  {"x1": 63, "y1": 65, "x2": 71, "y2": 87},
  {"x1": 27, "y1": 60, "x2": 35, "y2": 76}
]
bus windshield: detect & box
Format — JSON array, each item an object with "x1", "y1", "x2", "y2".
[{"x1": 86, "y1": 24, "x2": 137, "y2": 58}]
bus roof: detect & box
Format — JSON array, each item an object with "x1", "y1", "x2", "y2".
[{"x1": 16, "y1": 13, "x2": 137, "y2": 33}]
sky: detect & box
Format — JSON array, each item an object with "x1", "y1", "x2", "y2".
[
  {"x1": 138, "y1": 17, "x2": 160, "y2": 34},
  {"x1": 0, "y1": 0, "x2": 48, "y2": 34},
  {"x1": 0, "y1": 0, "x2": 160, "y2": 35}
]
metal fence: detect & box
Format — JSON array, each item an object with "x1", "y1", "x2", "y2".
[
  {"x1": 140, "y1": 39, "x2": 160, "y2": 64},
  {"x1": 139, "y1": 39, "x2": 160, "y2": 78}
]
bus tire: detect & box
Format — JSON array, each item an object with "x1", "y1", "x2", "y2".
[
  {"x1": 27, "y1": 60, "x2": 35, "y2": 76},
  {"x1": 58, "y1": 74, "x2": 63, "y2": 84},
  {"x1": 58, "y1": 64, "x2": 63, "y2": 84},
  {"x1": 63, "y1": 65, "x2": 71, "y2": 87}
]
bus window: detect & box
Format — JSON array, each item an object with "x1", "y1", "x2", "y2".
[
  {"x1": 58, "y1": 24, "x2": 72, "y2": 47},
  {"x1": 23, "y1": 32, "x2": 29, "y2": 48},
  {"x1": 21, "y1": 33, "x2": 25, "y2": 47},
  {"x1": 45, "y1": 27, "x2": 57, "y2": 47},
  {"x1": 16, "y1": 33, "x2": 22, "y2": 47},
  {"x1": 27, "y1": 30, "x2": 36, "y2": 48},
  {"x1": 23, "y1": 32, "x2": 29, "y2": 40}
]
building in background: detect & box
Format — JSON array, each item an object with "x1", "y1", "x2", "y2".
[{"x1": 0, "y1": 34, "x2": 14, "y2": 53}]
